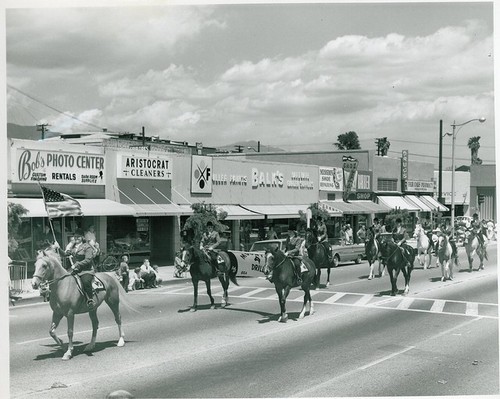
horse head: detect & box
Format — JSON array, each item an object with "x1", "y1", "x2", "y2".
[
  {"x1": 180, "y1": 246, "x2": 195, "y2": 268},
  {"x1": 304, "y1": 228, "x2": 318, "y2": 247},
  {"x1": 366, "y1": 226, "x2": 376, "y2": 241},
  {"x1": 413, "y1": 224, "x2": 422, "y2": 239},
  {"x1": 32, "y1": 249, "x2": 60, "y2": 289}
]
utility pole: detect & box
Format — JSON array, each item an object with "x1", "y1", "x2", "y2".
[
  {"x1": 438, "y1": 119, "x2": 444, "y2": 204},
  {"x1": 36, "y1": 123, "x2": 49, "y2": 140}
]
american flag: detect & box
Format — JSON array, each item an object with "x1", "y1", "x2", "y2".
[{"x1": 41, "y1": 186, "x2": 83, "y2": 218}]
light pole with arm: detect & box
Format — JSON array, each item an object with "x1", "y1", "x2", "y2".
[{"x1": 450, "y1": 117, "x2": 486, "y2": 237}]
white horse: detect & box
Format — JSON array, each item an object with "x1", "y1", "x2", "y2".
[
  {"x1": 413, "y1": 224, "x2": 433, "y2": 269},
  {"x1": 436, "y1": 235, "x2": 457, "y2": 281},
  {"x1": 464, "y1": 229, "x2": 488, "y2": 272}
]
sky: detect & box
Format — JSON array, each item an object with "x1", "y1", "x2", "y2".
[{"x1": 4, "y1": 1, "x2": 496, "y2": 169}]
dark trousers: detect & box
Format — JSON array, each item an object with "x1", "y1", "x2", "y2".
[
  {"x1": 80, "y1": 273, "x2": 94, "y2": 300},
  {"x1": 121, "y1": 272, "x2": 129, "y2": 291},
  {"x1": 142, "y1": 272, "x2": 156, "y2": 287}
]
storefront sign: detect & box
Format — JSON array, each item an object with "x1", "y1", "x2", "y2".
[
  {"x1": 13, "y1": 147, "x2": 105, "y2": 185},
  {"x1": 191, "y1": 155, "x2": 213, "y2": 193},
  {"x1": 118, "y1": 153, "x2": 172, "y2": 180},
  {"x1": 354, "y1": 192, "x2": 374, "y2": 201},
  {"x1": 319, "y1": 166, "x2": 343, "y2": 192},
  {"x1": 136, "y1": 218, "x2": 149, "y2": 232},
  {"x1": 405, "y1": 180, "x2": 434, "y2": 193},
  {"x1": 343, "y1": 156, "x2": 359, "y2": 201},
  {"x1": 401, "y1": 150, "x2": 409, "y2": 180}
]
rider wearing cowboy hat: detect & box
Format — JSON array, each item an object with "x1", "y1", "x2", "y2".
[
  {"x1": 66, "y1": 228, "x2": 96, "y2": 309},
  {"x1": 316, "y1": 215, "x2": 333, "y2": 263},
  {"x1": 392, "y1": 218, "x2": 413, "y2": 267},
  {"x1": 200, "y1": 221, "x2": 222, "y2": 274}
]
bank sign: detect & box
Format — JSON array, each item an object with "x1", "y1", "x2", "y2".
[
  {"x1": 117, "y1": 153, "x2": 172, "y2": 180},
  {"x1": 13, "y1": 147, "x2": 105, "y2": 185}
]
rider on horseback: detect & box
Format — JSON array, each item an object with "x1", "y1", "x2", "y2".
[
  {"x1": 316, "y1": 215, "x2": 333, "y2": 263},
  {"x1": 200, "y1": 221, "x2": 222, "y2": 274},
  {"x1": 65, "y1": 228, "x2": 96, "y2": 309},
  {"x1": 468, "y1": 213, "x2": 487, "y2": 248},
  {"x1": 266, "y1": 228, "x2": 305, "y2": 283},
  {"x1": 392, "y1": 218, "x2": 413, "y2": 267}
]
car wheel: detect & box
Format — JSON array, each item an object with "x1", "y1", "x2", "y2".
[{"x1": 333, "y1": 254, "x2": 340, "y2": 267}]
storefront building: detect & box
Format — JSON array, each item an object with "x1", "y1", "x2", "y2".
[{"x1": 469, "y1": 164, "x2": 496, "y2": 221}]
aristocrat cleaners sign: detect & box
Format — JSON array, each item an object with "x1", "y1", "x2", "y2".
[
  {"x1": 13, "y1": 147, "x2": 105, "y2": 185},
  {"x1": 117, "y1": 153, "x2": 172, "y2": 180}
]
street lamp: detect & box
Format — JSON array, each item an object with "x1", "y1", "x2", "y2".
[{"x1": 450, "y1": 117, "x2": 486, "y2": 236}]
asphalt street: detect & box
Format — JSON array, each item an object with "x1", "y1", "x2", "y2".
[{"x1": 9, "y1": 243, "x2": 499, "y2": 398}]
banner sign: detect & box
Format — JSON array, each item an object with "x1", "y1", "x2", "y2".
[
  {"x1": 117, "y1": 153, "x2": 172, "y2": 180},
  {"x1": 319, "y1": 166, "x2": 343, "y2": 192},
  {"x1": 191, "y1": 155, "x2": 213, "y2": 194},
  {"x1": 342, "y1": 156, "x2": 359, "y2": 201},
  {"x1": 228, "y1": 250, "x2": 267, "y2": 277},
  {"x1": 405, "y1": 180, "x2": 434, "y2": 193},
  {"x1": 14, "y1": 147, "x2": 105, "y2": 185}
]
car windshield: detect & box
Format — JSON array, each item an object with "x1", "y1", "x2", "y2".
[{"x1": 250, "y1": 242, "x2": 280, "y2": 252}]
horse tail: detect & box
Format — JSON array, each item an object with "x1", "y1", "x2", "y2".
[
  {"x1": 220, "y1": 251, "x2": 239, "y2": 286},
  {"x1": 100, "y1": 272, "x2": 142, "y2": 315}
]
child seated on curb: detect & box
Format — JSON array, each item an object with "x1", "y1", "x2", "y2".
[
  {"x1": 128, "y1": 267, "x2": 144, "y2": 291},
  {"x1": 152, "y1": 264, "x2": 162, "y2": 286}
]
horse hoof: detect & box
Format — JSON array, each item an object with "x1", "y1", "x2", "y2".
[
  {"x1": 210, "y1": 305, "x2": 216, "y2": 310},
  {"x1": 62, "y1": 351, "x2": 73, "y2": 361},
  {"x1": 117, "y1": 337, "x2": 125, "y2": 347},
  {"x1": 84, "y1": 344, "x2": 95, "y2": 353},
  {"x1": 190, "y1": 307, "x2": 197, "y2": 312},
  {"x1": 326, "y1": 282, "x2": 330, "y2": 287},
  {"x1": 441, "y1": 277, "x2": 445, "y2": 282},
  {"x1": 368, "y1": 275, "x2": 373, "y2": 280},
  {"x1": 299, "y1": 313, "x2": 305, "y2": 319}
]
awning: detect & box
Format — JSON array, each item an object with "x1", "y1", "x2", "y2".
[
  {"x1": 128, "y1": 204, "x2": 193, "y2": 216},
  {"x1": 404, "y1": 195, "x2": 433, "y2": 212},
  {"x1": 377, "y1": 196, "x2": 421, "y2": 211},
  {"x1": 320, "y1": 200, "x2": 389, "y2": 215},
  {"x1": 8, "y1": 198, "x2": 136, "y2": 217},
  {"x1": 419, "y1": 195, "x2": 449, "y2": 212},
  {"x1": 216, "y1": 205, "x2": 264, "y2": 220},
  {"x1": 240, "y1": 204, "x2": 310, "y2": 219}
]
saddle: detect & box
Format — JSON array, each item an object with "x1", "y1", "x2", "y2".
[{"x1": 73, "y1": 272, "x2": 106, "y2": 298}]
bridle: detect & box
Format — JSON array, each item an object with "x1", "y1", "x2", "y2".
[{"x1": 32, "y1": 255, "x2": 70, "y2": 288}]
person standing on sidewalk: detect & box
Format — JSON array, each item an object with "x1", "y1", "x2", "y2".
[{"x1": 119, "y1": 255, "x2": 130, "y2": 292}]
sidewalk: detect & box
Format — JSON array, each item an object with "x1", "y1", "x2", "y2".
[{"x1": 11, "y1": 264, "x2": 190, "y2": 306}]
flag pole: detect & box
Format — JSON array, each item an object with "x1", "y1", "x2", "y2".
[{"x1": 38, "y1": 183, "x2": 60, "y2": 249}]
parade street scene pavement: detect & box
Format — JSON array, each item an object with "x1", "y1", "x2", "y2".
[
  {"x1": 9, "y1": 241, "x2": 498, "y2": 398},
  {"x1": 5, "y1": 3, "x2": 497, "y2": 399}
]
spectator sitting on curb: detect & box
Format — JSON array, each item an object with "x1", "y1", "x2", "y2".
[
  {"x1": 130, "y1": 267, "x2": 144, "y2": 290},
  {"x1": 140, "y1": 259, "x2": 157, "y2": 288},
  {"x1": 152, "y1": 264, "x2": 163, "y2": 286}
]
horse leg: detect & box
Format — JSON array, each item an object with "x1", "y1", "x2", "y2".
[
  {"x1": 279, "y1": 287, "x2": 290, "y2": 323},
  {"x1": 49, "y1": 312, "x2": 65, "y2": 348},
  {"x1": 62, "y1": 313, "x2": 75, "y2": 360},
  {"x1": 439, "y1": 259, "x2": 445, "y2": 281},
  {"x1": 191, "y1": 278, "x2": 199, "y2": 312},
  {"x1": 84, "y1": 310, "x2": 99, "y2": 352},
  {"x1": 299, "y1": 287, "x2": 310, "y2": 319},
  {"x1": 326, "y1": 267, "x2": 331, "y2": 287},
  {"x1": 314, "y1": 268, "x2": 321, "y2": 289},
  {"x1": 368, "y1": 261, "x2": 374, "y2": 280},
  {"x1": 448, "y1": 259, "x2": 454, "y2": 280},
  {"x1": 378, "y1": 259, "x2": 385, "y2": 277},
  {"x1": 276, "y1": 288, "x2": 284, "y2": 322},
  {"x1": 105, "y1": 289, "x2": 125, "y2": 347},
  {"x1": 206, "y1": 280, "x2": 215, "y2": 310},
  {"x1": 218, "y1": 274, "x2": 228, "y2": 308},
  {"x1": 388, "y1": 268, "x2": 397, "y2": 296},
  {"x1": 401, "y1": 265, "x2": 410, "y2": 295}
]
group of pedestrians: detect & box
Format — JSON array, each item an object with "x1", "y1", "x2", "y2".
[{"x1": 116, "y1": 256, "x2": 162, "y2": 292}]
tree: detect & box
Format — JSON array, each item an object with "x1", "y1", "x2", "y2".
[
  {"x1": 182, "y1": 203, "x2": 228, "y2": 246},
  {"x1": 467, "y1": 136, "x2": 483, "y2": 165},
  {"x1": 8, "y1": 202, "x2": 28, "y2": 256},
  {"x1": 333, "y1": 131, "x2": 361, "y2": 150},
  {"x1": 298, "y1": 203, "x2": 331, "y2": 231}
]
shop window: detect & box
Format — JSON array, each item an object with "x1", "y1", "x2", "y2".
[
  {"x1": 327, "y1": 193, "x2": 337, "y2": 201},
  {"x1": 107, "y1": 216, "x2": 150, "y2": 254},
  {"x1": 377, "y1": 178, "x2": 398, "y2": 192}
]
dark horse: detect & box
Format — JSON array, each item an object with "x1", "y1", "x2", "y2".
[
  {"x1": 378, "y1": 240, "x2": 415, "y2": 296},
  {"x1": 31, "y1": 249, "x2": 125, "y2": 360},
  {"x1": 304, "y1": 228, "x2": 332, "y2": 288},
  {"x1": 180, "y1": 246, "x2": 238, "y2": 311},
  {"x1": 365, "y1": 226, "x2": 385, "y2": 280},
  {"x1": 264, "y1": 247, "x2": 316, "y2": 322}
]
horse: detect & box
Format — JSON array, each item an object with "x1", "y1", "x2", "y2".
[
  {"x1": 413, "y1": 224, "x2": 433, "y2": 269},
  {"x1": 31, "y1": 249, "x2": 125, "y2": 360},
  {"x1": 463, "y1": 229, "x2": 488, "y2": 272},
  {"x1": 378, "y1": 239, "x2": 414, "y2": 296},
  {"x1": 304, "y1": 228, "x2": 332, "y2": 288},
  {"x1": 365, "y1": 226, "x2": 385, "y2": 280},
  {"x1": 180, "y1": 246, "x2": 238, "y2": 311},
  {"x1": 264, "y1": 247, "x2": 316, "y2": 322},
  {"x1": 436, "y1": 234, "x2": 458, "y2": 281}
]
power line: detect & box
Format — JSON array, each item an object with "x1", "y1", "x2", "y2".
[{"x1": 7, "y1": 84, "x2": 105, "y2": 131}]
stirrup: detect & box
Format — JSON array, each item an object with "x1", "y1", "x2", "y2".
[{"x1": 87, "y1": 299, "x2": 95, "y2": 309}]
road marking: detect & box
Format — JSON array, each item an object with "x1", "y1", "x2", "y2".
[
  {"x1": 323, "y1": 292, "x2": 346, "y2": 304},
  {"x1": 358, "y1": 345, "x2": 415, "y2": 370},
  {"x1": 240, "y1": 288, "x2": 267, "y2": 297},
  {"x1": 466, "y1": 302, "x2": 479, "y2": 316},
  {"x1": 430, "y1": 300, "x2": 446, "y2": 313},
  {"x1": 354, "y1": 294, "x2": 374, "y2": 306},
  {"x1": 397, "y1": 298, "x2": 413, "y2": 310}
]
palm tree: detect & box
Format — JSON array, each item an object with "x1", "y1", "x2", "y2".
[
  {"x1": 333, "y1": 131, "x2": 361, "y2": 150},
  {"x1": 467, "y1": 136, "x2": 482, "y2": 165}
]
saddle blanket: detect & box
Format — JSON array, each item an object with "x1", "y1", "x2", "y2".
[{"x1": 300, "y1": 262, "x2": 308, "y2": 273}]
